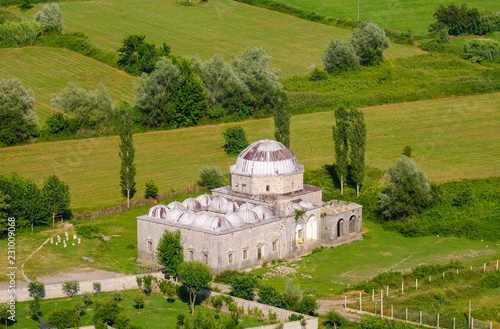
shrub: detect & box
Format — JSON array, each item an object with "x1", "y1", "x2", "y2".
[
  {"x1": 308, "y1": 68, "x2": 328, "y2": 81},
  {"x1": 134, "y1": 294, "x2": 145, "y2": 310},
  {"x1": 0, "y1": 20, "x2": 41, "y2": 47},
  {"x1": 214, "y1": 270, "x2": 241, "y2": 284},
  {"x1": 432, "y1": 4, "x2": 497, "y2": 36},
  {"x1": 222, "y1": 126, "x2": 249, "y2": 155},
  {"x1": 349, "y1": 23, "x2": 390, "y2": 66},
  {"x1": 112, "y1": 290, "x2": 122, "y2": 302},
  {"x1": 34, "y1": 3, "x2": 62, "y2": 33},
  {"x1": 144, "y1": 179, "x2": 158, "y2": 200},
  {"x1": 324, "y1": 310, "x2": 347, "y2": 328},
  {"x1": 464, "y1": 39, "x2": 500, "y2": 63},
  {"x1": 230, "y1": 273, "x2": 258, "y2": 300},
  {"x1": 61, "y1": 280, "x2": 80, "y2": 298},
  {"x1": 93, "y1": 281, "x2": 102, "y2": 294},
  {"x1": 45, "y1": 113, "x2": 79, "y2": 136},
  {"x1": 402, "y1": 146, "x2": 412, "y2": 157},
  {"x1": 197, "y1": 165, "x2": 227, "y2": 189},
  {"x1": 82, "y1": 292, "x2": 93, "y2": 306},
  {"x1": 28, "y1": 281, "x2": 45, "y2": 299},
  {"x1": 48, "y1": 307, "x2": 80, "y2": 329},
  {"x1": 322, "y1": 40, "x2": 359, "y2": 74}
]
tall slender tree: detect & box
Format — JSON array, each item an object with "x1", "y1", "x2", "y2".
[
  {"x1": 118, "y1": 103, "x2": 136, "y2": 208},
  {"x1": 332, "y1": 107, "x2": 349, "y2": 194},
  {"x1": 348, "y1": 108, "x2": 366, "y2": 196},
  {"x1": 273, "y1": 92, "x2": 291, "y2": 147}
]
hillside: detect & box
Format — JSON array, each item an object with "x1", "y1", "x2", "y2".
[
  {"x1": 0, "y1": 93, "x2": 498, "y2": 210},
  {"x1": 0, "y1": 47, "x2": 137, "y2": 122}
]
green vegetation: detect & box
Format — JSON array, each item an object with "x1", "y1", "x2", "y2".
[
  {"x1": 118, "y1": 103, "x2": 136, "y2": 208},
  {"x1": 156, "y1": 229, "x2": 183, "y2": 277},
  {"x1": 222, "y1": 126, "x2": 249, "y2": 155}
]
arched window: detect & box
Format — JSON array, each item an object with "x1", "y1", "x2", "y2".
[
  {"x1": 295, "y1": 224, "x2": 304, "y2": 244},
  {"x1": 306, "y1": 216, "x2": 318, "y2": 241},
  {"x1": 337, "y1": 219, "x2": 344, "y2": 238},
  {"x1": 349, "y1": 216, "x2": 356, "y2": 234},
  {"x1": 266, "y1": 185, "x2": 270, "y2": 192}
]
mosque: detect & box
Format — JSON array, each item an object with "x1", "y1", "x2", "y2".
[{"x1": 137, "y1": 139, "x2": 362, "y2": 273}]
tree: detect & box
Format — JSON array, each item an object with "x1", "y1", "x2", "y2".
[
  {"x1": 349, "y1": 23, "x2": 390, "y2": 66},
  {"x1": 273, "y1": 92, "x2": 291, "y2": 148},
  {"x1": 61, "y1": 280, "x2": 80, "y2": 298},
  {"x1": 144, "y1": 179, "x2": 158, "y2": 200},
  {"x1": 158, "y1": 279, "x2": 177, "y2": 302},
  {"x1": 34, "y1": 3, "x2": 62, "y2": 33},
  {"x1": 0, "y1": 191, "x2": 9, "y2": 235},
  {"x1": 118, "y1": 35, "x2": 170, "y2": 75},
  {"x1": 178, "y1": 261, "x2": 212, "y2": 315},
  {"x1": 133, "y1": 294, "x2": 145, "y2": 311},
  {"x1": 28, "y1": 281, "x2": 45, "y2": 299},
  {"x1": 51, "y1": 82, "x2": 114, "y2": 130},
  {"x1": 222, "y1": 126, "x2": 249, "y2": 155},
  {"x1": 295, "y1": 295, "x2": 318, "y2": 316},
  {"x1": 324, "y1": 310, "x2": 346, "y2": 328},
  {"x1": 156, "y1": 229, "x2": 183, "y2": 277},
  {"x1": 332, "y1": 107, "x2": 349, "y2": 194},
  {"x1": 29, "y1": 296, "x2": 42, "y2": 322},
  {"x1": 93, "y1": 298, "x2": 121, "y2": 326},
  {"x1": 42, "y1": 174, "x2": 71, "y2": 227},
  {"x1": 258, "y1": 284, "x2": 284, "y2": 308},
  {"x1": 141, "y1": 274, "x2": 154, "y2": 295},
  {"x1": 118, "y1": 103, "x2": 136, "y2": 208},
  {"x1": 230, "y1": 274, "x2": 257, "y2": 301},
  {"x1": 135, "y1": 58, "x2": 184, "y2": 127},
  {"x1": 282, "y1": 279, "x2": 302, "y2": 311},
  {"x1": 432, "y1": 4, "x2": 497, "y2": 36},
  {"x1": 197, "y1": 166, "x2": 226, "y2": 189},
  {"x1": 0, "y1": 78, "x2": 37, "y2": 146},
  {"x1": 93, "y1": 281, "x2": 102, "y2": 293},
  {"x1": 348, "y1": 108, "x2": 366, "y2": 197},
  {"x1": 322, "y1": 40, "x2": 359, "y2": 74},
  {"x1": 378, "y1": 156, "x2": 433, "y2": 219},
  {"x1": 0, "y1": 303, "x2": 9, "y2": 329}
]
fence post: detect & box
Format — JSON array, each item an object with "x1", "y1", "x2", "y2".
[
  {"x1": 359, "y1": 292, "x2": 362, "y2": 311},
  {"x1": 391, "y1": 305, "x2": 393, "y2": 319},
  {"x1": 386, "y1": 285, "x2": 389, "y2": 298},
  {"x1": 344, "y1": 295, "x2": 346, "y2": 309},
  {"x1": 420, "y1": 311, "x2": 422, "y2": 325},
  {"x1": 496, "y1": 260, "x2": 498, "y2": 270},
  {"x1": 375, "y1": 301, "x2": 377, "y2": 316},
  {"x1": 372, "y1": 289, "x2": 374, "y2": 301},
  {"x1": 470, "y1": 266, "x2": 473, "y2": 271},
  {"x1": 483, "y1": 263, "x2": 486, "y2": 272},
  {"x1": 437, "y1": 314, "x2": 440, "y2": 328},
  {"x1": 405, "y1": 308, "x2": 408, "y2": 322},
  {"x1": 401, "y1": 281, "x2": 404, "y2": 294},
  {"x1": 469, "y1": 300, "x2": 472, "y2": 329},
  {"x1": 456, "y1": 268, "x2": 459, "y2": 274},
  {"x1": 472, "y1": 317, "x2": 474, "y2": 329},
  {"x1": 380, "y1": 290, "x2": 383, "y2": 319},
  {"x1": 429, "y1": 275, "x2": 431, "y2": 282},
  {"x1": 415, "y1": 278, "x2": 418, "y2": 290},
  {"x1": 490, "y1": 322, "x2": 492, "y2": 329},
  {"x1": 443, "y1": 272, "x2": 445, "y2": 278},
  {"x1": 453, "y1": 317, "x2": 456, "y2": 329}
]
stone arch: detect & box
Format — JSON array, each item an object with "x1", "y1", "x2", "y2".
[
  {"x1": 295, "y1": 223, "x2": 304, "y2": 244},
  {"x1": 305, "y1": 216, "x2": 318, "y2": 241},
  {"x1": 349, "y1": 215, "x2": 356, "y2": 234},
  {"x1": 336, "y1": 219, "x2": 344, "y2": 238}
]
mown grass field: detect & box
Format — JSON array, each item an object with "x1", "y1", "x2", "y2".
[
  {"x1": 11, "y1": 0, "x2": 423, "y2": 78},
  {"x1": 0, "y1": 92, "x2": 498, "y2": 210},
  {"x1": 273, "y1": 0, "x2": 500, "y2": 35},
  {"x1": 0, "y1": 47, "x2": 137, "y2": 122}
]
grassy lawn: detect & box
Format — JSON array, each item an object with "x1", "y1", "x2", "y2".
[
  {"x1": 272, "y1": 0, "x2": 499, "y2": 35},
  {"x1": 9, "y1": 0, "x2": 423, "y2": 78},
  {"x1": 0, "y1": 92, "x2": 498, "y2": 211},
  {"x1": 11, "y1": 290, "x2": 266, "y2": 328},
  {"x1": 0, "y1": 47, "x2": 137, "y2": 123},
  {"x1": 253, "y1": 220, "x2": 500, "y2": 297}
]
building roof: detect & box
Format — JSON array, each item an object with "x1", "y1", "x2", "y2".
[{"x1": 231, "y1": 139, "x2": 303, "y2": 177}]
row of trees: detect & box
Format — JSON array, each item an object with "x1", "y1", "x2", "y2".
[
  {"x1": 0, "y1": 173, "x2": 71, "y2": 234},
  {"x1": 332, "y1": 107, "x2": 366, "y2": 196},
  {"x1": 430, "y1": 4, "x2": 500, "y2": 36}
]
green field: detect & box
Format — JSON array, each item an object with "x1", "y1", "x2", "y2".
[
  {"x1": 10, "y1": 0, "x2": 423, "y2": 78},
  {"x1": 274, "y1": 0, "x2": 500, "y2": 35},
  {"x1": 0, "y1": 93, "x2": 498, "y2": 210},
  {"x1": 0, "y1": 47, "x2": 137, "y2": 122}
]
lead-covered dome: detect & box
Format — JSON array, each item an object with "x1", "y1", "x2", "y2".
[{"x1": 231, "y1": 139, "x2": 302, "y2": 176}]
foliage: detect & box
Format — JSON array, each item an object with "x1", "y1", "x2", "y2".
[
  {"x1": 273, "y1": 93, "x2": 291, "y2": 148},
  {"x1": 349, "y1": 23, "x2": 390, "y2": 66},
  {"x1": 144, "y1": 179, "x2": 159, "y2": 200},
  {"x1": 324, "y1": 310, "x2": 347, "y2": 328},
  {"x1": 308, "y1": 68, "x2": 328, "y2": 81},
  {"x1": 47, "y1": 306, "x2": 80, "y2": 329},
  {"x1": 432, "y1": 4, "x2": 498, "y2": 36},
  {"x1": 295, "y1": 295, "x2": 318, "y2": 316},
  {"x1": 0, "y1": 191, "x2": 8, "y2": 234},
  {"x1": 178, "y1": 261, "x2": 212, "y2": 314},
  {"x1": 29, "y1": 296, "x2": 41, "y2": 321},
  {"x1": 61, "y1": 280, "x2": 80, "y2": 298},
  {"x1": 93, "y1": 298, "x2": 121, "y2": 326},
  {"x1": 28, "y1": 281, "x2": 45, "y2": 299},
  {"x1": 0, "y1": 78, "x2": 37, "y2": 146},
  {"x1": 481, "y1": 270, "x2": 500, "y2": 289},
  {"x1": 360, "y1": 316, "x2": 416, "y2": 329},
  {"x1": 117, "y1": 35, "x2": 170, "y2": 75},
  {"x1": 141, "y1": 274, "x2": 154, "y2": 295},
  {"x1": 378, "y1": 156, "x2": 433, "y2": 219},
  {"x1": 282, "y1": 279, "x2": 303, "y2": 310},
  {"x1": 214, "y1": 270, "x2": 241, "y2": 285},
  {"x1": 464, "y1": 39, "x2": 500, "y2": 63},
  {"x1": 51, "y1": 82, "x2": 114, "y2": 130},
  {"x1": 93, "y1": 281, "x2": 102, "y2": 293},
  {"x1": 384, "y1": 29, "x2": 415, "y2": 45},
  {"x1": 258, "y1": 284, "x2": 284, "y2": 308},
  {"x1": 348, "y1": 108, "x2": 366, "y2": 196},
  {"x1": 133, "y1": 294, "x2": 145, "y2": 310},
  {"x1": 45, "y1": 112, "x2": 79, "y2": 136},
  {"x1": 0, "y1": 20, "x2": 40, "y2": 47},
  {"x1": 332, "y1": 107, "x2": 349, "y2": 194},
  {"x1": 34, "y1": 3, "x2": 62, "y2": 33},
  {"x1": 0, "y1": 304, "x2": 9, "y2": 328},
  {"x1": 156, "y1": 229, "x2": 183, "y2": 276},
  {"x1": 230, "y1": 273, "x2": 258, "y2": 300},
  {"x1": 402, "y1": 146, "x2": 412, "y2": 157},
  {"x1": 158, "y1": 279, "x2": 178, "y2": 301},
  {"x1": 118, "y1": 103, "x2": 136, "y2": 208},
  {"x1": 42, "y1": 174, "x2": 71, "y2": 227},
  {"x1": 82, "y1": 292, "x2": 93, "y2": 306},
  {"x1": 112, "y1": 290, "x2": 122, "y2": 302},
  {"x1": 222, "y1": 126, "x2": 249, "y2": 155},
  {"x1": 322, "y1": 40, "x2": 358, "y2": 74},
  {"x1": 197, "y1": 165, "x2": 227, "y2": 189}
]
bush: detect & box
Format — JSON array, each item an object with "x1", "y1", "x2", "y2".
[
  {"x1": 230, "y1": 273, "x2": 258, "y2": 300},
  {"x1": 214, "y1": 270, "x2": 241, "y2": 284},
  {"x1": 222, "y1": 126, "x2": 249, "y2": 155},
  {"x1": 324, "y1": 310, "x2": 347, "y2": 328},
  {"x1": 464, "y1": 39, "x2": 500, "y2": 63},
  {"x1": 308, "y1": 68, "x2": 328, "y2": 81},
  {"x1": 48, "y1": 307, "x2": 80, "y2": 329},
  {"x1": 61, "y1": 280, "x2": 80, "y2": 298},
  {"x1": 322, "y1": 40, "x2": 358, "y2": 74},
  {"x1": 144, "y1": 179, "x2": 159, "y2": 200},
  {"x1": 432, "y1": 4, "x2": 498, "y2": 36},
  {"x1": 197, "y1": 165, "x2": 227, "y2": 189},
  {"x1": 349, "y1": 23, "x2": 390, "y2": 66},
  {"x1": 34, "y1": 3, "x2": 62, "y2": 33},
  {"x1": 0, "y1": 20, "x2": 41, "y2": 47},
  {"x1": 134, "y1": 294, "x2": 145, "y2": 310},
  {"x1": 45, "y1": 113, "x2": 79, "y2": 136},
  {"x1": 28, "y1": 281, "x2": 45, "y2": 299}
]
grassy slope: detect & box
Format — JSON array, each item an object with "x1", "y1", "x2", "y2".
[
  {"x1": 272, "y1": 0, "x2": 500, "y2": 35},
  {"x1": 10, "y1": 0, "x2": 423, "y2": 78},
  {"x1": 0, "y1": 47, "x2": 137, "y2": 123},
  {"x1": 0, "y1": 93, "x2": 498, "y2": 210}
]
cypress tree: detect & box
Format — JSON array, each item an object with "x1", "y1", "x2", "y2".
[
  {"x1": 118, "y1": 103, "x2": 136, "y2": 208},
  {"x1": 273, "y1": 91, "x2": 291, "y2": 148},
  {"x1": 332, "y1": 107, "x2": 349, "y2": 194},
  {"x1": 348, "y1": 108, "x2": 366, "y2": 197}
]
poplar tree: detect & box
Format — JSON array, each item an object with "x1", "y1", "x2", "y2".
[
  {"x1": 273, "y1": 92, "x2": 291, "y2": 148},
  {"x1": 348, "y1": 108, "x2": 366, "y2": 196},
  {"x1": 332, "y1": 107, "x2": 349, "y2": 194},
  {"x1": 118, "y1": 103, "x2": 136, "y2": 208}
]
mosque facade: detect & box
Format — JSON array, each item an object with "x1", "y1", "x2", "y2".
[{"x1": 137, "y1": 139, "x2": 362, "y2": 273}]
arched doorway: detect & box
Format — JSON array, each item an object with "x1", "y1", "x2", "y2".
[
  {"x1": 349, "y1": 215, "x2": 356, "y2": 234},
  {"x1": 337, "y1": 219, "x2": 344, "y2": 238}
]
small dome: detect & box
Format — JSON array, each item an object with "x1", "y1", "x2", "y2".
[
  {"x1": 299, "y1": 200, "x2": 314, "y2": 210},
  {"x1": 207, "y1": 196, "x2": 228, "y2": 212},
  {"x1": 167, "y1": 201, "x2": 187, "y2": 211},
  {"x1": 253, "y1": 205, "x2": 276, "y2": 220},
  {"x1": 165, "y1": 207, "x2": 184, "y2": 221},
  {"x1": 225, "y1": 212, "x2": 245, "y2": 227},
  {"x1": 148, "y1": 204, "x2": 169, "y2": 219},
  {"x1": 178, "y1": 211, "x2": 196, "y2": 225},
  {"x1": 238, "y1": 209, "x2": 259, "y2": 223},
  {"x1": 182, "y1": 198, "x2": 202, "y2": 211},
  {"x1": 195, "y1": 194, "x2": 212, "y2": 208},
  {"x1": 221, "y1": 201, "x2": 240, "y2": 214},
  {"x1": 231, "y1": 139, "x2": 302, "y2": 177},
  {"x1": 238, "y1": 202, "x2": 254, "y2": 211},
  {"x1": 202, "y1": 216, "x2": 233, "y2": 231},
  {"x1": 192, "y1": 213, "x2": 210, "y2": 227}
]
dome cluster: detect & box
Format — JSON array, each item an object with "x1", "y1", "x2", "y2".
[{"x1": 147, "y1": 195, "x2": 277, "y2": 231}]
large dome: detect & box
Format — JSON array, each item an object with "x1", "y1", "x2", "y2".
[{"x1": 231, "y1": 139, "x2": 301, "y2": 176}]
